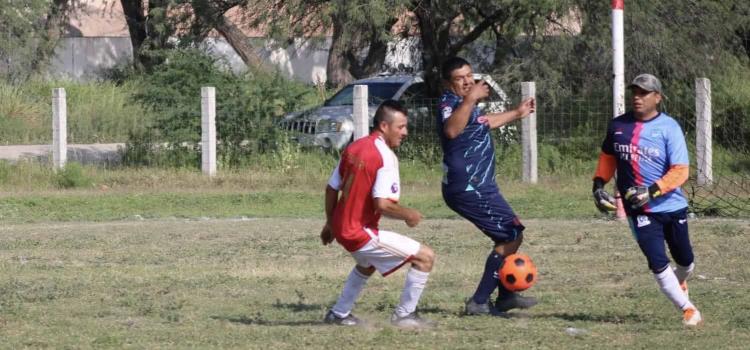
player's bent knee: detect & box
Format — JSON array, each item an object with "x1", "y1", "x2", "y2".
[{"x1": 414, "y1": 245, "x2": 435, "y2": 272}]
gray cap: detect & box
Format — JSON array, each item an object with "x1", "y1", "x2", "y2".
[{"x1": 628, "y1": 73, "x2": 662, "y2": 94}]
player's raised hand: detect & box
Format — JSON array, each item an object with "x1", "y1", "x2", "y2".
[
  {"x1": 405, "y1": 209, "x2": 422, "y2": 228},
  {"x1": 320, "y1": 223, "x2": 334, "y2": 245},
  {"x1": 624, "y1": 186, "x2": 650, "y2": 209},
  {"x1": 516, "y1": 97, "x2": 536, "y2": 118},
  {"x1": 467, "y1": 80, "x2": 490, "y2": 102}
]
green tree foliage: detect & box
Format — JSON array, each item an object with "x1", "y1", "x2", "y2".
[
  {"x1": 124, "y1": 49, "x2": 314, "y2": 167},
  {"x1": 0, "y1": 0, "x2": 71, "y2": 83},
  {"x1": 490, "y1": 0, "x2": 750, "y2": 150},
  {"x1": 407, "y1": 0, "x2": 571, "y2": 95},
  {"x1": 250, "y1": 0, "x2": 406, "y2": 88},
  {"x1": 495, "y1": 0, "x2": 749, "y2": 93}
]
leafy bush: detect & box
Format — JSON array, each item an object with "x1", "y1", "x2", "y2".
[
  {"x1": 54, "y1": 162, "x2": 92, "y2": 189},
  {"x1": 123, "y1": 49, "x2": 317, "y2": 168}
]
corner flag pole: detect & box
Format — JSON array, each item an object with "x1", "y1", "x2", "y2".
[{"x1": 612, "y1": 0, "x2": 627, "y2": 219}]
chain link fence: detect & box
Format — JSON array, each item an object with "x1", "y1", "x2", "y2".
[{"x1": 399, "y1": 80, "x2": 749, "y2": 217}]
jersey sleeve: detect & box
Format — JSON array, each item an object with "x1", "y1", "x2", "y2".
[
  {"x1": 438, "y1": 94, "x2": 460, "y2": 122},
  {"x1": 372, "y1": 152, "x2": 400, "y2": 201},
  {"x1": 666, "y1": 120, "x2": 689, "y2": 165},
  {"x1": 593, "y1": 152, "x2": 617, "y2": 182},
  {"x1": 327, "y1": 161, "x2": 342, "y2": 190}
]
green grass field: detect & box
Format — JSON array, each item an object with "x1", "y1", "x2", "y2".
[
  {"x1": 1, "y1": 218, "x2": 748, "y2": 349},
  {"x1": 1, "y1": 162, "x2": 748, "y2": 348}
]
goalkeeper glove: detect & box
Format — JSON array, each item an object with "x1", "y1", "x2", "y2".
[
  {"x1": 592, "y1": 177, "x2": 617, "y2": 213},
  {"x1": 624, "y1": 184, "x2": 662, "y2": 209}
]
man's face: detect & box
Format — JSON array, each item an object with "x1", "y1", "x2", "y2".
[
  {"x1": 447, "y1": 64, "x2": 474, "y2": 98},
  {"x1": 630, "y1": 86, "x2": 662, "y2": 116},
  {"x1": 380, "y1": 112, "x2": 409, "y2": 148}
]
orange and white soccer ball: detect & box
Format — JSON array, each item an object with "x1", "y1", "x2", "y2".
[{"x1": 498, "y1": 253, "x2": 538, "y2": 292}]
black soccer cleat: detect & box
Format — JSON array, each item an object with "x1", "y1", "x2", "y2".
[
  {"x1": 495, "y1": 293, "x2": 538, "y2": 312},
  {"x1": 323, "y1": 310, "x2": 361, "y2": 326}
]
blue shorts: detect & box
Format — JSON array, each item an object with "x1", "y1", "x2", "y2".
[
  {"x1": 627, "y1": 208, "x2": 694, "y2": 273},
  {"x1": 443, "y1": 188, "x2": 524, "y2": 243}
]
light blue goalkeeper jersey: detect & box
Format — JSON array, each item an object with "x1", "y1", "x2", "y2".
[{"x1": 601, "y1": 111, "x2": 690, "y2": 214}]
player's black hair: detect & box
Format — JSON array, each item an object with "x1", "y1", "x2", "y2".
[
  {"x1": 441, "y1": 56, "x2": 471, "y2": 80},
  {"x1": 373, "y1": 100, "x2": 408, "y2": 129}
]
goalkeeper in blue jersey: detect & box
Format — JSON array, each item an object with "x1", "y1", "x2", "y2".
[
  {"x1": 592, "y1": 73, "x2": 702, "y2": 327},
  {"x1": 436, "y1": 57, "x2": 537, "y2": 316}
]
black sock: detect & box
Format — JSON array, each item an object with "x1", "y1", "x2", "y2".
[{"x1": 471, "y1": 251, "x2": 504, "y2": 304}]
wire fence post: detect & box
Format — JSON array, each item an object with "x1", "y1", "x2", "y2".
[
  {"x1": 612, "y1": 0, "x2": 627, "y2": 220},
  {"x1": 521, "y1": 81, "x2": 538, "y2": 184},
  {"x1": 201, "y1": 87, "x2": 217, "y2": 177},
  {"x1": 695, "y1": 78, "x2": 712, "y2": 186},
  {"x1": 353, "y1": 85, "x2": 369, "y2": 141},
  {"x1": 52, "y1": 88, "x2": 67, "y2": 170}
]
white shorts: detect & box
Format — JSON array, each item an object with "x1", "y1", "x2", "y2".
[{"x1": 351, "y1": 228, "x2": 421, "y2": 277}]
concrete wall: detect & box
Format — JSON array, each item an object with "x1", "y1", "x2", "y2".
[
  {"x1": 50, "y1": 37, "x2": 134, "y2": 80},
  {"x1": 48, "y1": 36, "x2": 434, "y2": 84},
  {"x1": 49, "y1": 36, "x2": 334, "y2": 83}
]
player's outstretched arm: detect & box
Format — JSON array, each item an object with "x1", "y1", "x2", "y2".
[
  {"x1": 623, "y1": 165, "x2": 688, "y2": 209},
  {"x1": 374, "y1": 198, "x2": 422, "y2": 227},
  {"x1": 485, "y1": 97, "x2": 535, "y2": 129},
  {"x1": 321, "y1": 185, "x2": 339, "y2": 245}
]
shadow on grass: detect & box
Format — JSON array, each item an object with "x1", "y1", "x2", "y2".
[
  {"x1": 417, "y1": 306, "x2": 453, "y2": 315},
  {"x1": 538, "y1": 312, "x2": 646, "y2": 324},
  {"x1": 272, "y1": 301, "x2": 325, "y2": 312},
  {"x1": 211, "y1": 315, "x2": 323, "y2": 327}
]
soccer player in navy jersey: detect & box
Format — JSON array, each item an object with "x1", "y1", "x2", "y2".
[
  {"x1": 436, "y1": 57, "x2": 537, "y2": 315},
  {"x1": 592, "y1": 74, "x2": 702, "y2": 326}
]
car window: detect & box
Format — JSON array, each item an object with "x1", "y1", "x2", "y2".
[
  {"x1": 325, "y1": 83, "x2": 403, "y2": 106},
  {"x1": 399, "y1": 82, "x2": 427, "y2": 102}
]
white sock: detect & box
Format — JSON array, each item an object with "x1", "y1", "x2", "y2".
[
  {"x1": 395, "y1": 267, "x2": 430, "y2": 317},
  {"x1": 332, "y1": 268, "x2": 370, "y2": 318},
  {"x1": 654, "y1": 266, "x2": 694, "y2": 311},
  {"x1": 673, "y1": 262, "x2": 695, "y2": 284}
]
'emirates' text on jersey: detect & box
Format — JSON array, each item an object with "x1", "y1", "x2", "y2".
[
  {"x1": 437, "y1": 90, "x2": 497, "y2": 194},
  {"x1": 602, "y1": 112, "x2": 689, "y2": 213},
  {"x1": 328, "y1": 132, "x2": 401, "y2": 252}
]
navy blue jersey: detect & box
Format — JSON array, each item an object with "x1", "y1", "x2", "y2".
[{"x1": 437, "y1": 90, "x2": 497, "y2": 194}]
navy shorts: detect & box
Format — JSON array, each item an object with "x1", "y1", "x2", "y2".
[
  {"x1": 627, "y1": 208, "x2": 694, "y2": 273},
  {"x1": 443, "y1": 188, "x2": 524, "y2": 243}
]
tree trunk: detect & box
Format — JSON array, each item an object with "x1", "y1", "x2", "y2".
[
  {"x1": 120, "y1": 0, "x2": 149, "y2": 69},
  {"x1": 214, "y1": 15, "x2": 267, "y2": 70},
  {"x1": 414, "y1": 2, "x2": 445, "y2": 97},
  {"x1": 326, "y1": 14, "x2": 354, "y2": 88}
]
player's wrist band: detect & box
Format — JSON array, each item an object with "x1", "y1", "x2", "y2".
[
  {"x1": 648, "y1": 184, "x2": 661, "y2": 198},
  {"x1": 592, "y1": 177, "x2": 606, "y2": 193}
]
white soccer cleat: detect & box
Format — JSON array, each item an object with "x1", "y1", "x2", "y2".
[
  {"x1": 682, "y1": 307, "x2": 703, "y2": 327},
  {"x1": 390, "y1": 311, "x2": 434, "y2": 329}
]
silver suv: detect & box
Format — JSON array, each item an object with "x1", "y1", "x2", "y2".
[{"x1": 279, "y1": 72, "x2": 508, "y2": 150}]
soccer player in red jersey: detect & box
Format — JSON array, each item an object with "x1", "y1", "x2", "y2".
[{"x1": 320, "y1": 100, "x2": 436, "y2": 329}]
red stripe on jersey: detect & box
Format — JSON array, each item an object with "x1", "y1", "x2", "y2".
[{"x1": 630, "y1": 122, "x2": 650, "y2": 212}]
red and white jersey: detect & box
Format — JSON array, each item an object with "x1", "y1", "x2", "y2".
[{"x1": 328, "y1": 132, "x2": 401, "y2": 252}]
